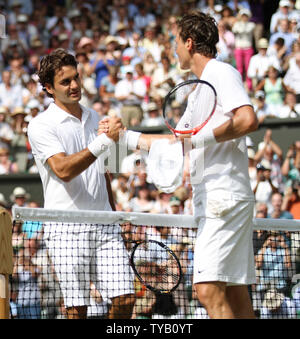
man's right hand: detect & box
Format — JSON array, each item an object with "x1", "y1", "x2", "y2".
[{"x1": 98, "y1": 117, "x2": 124, "y2": 142}]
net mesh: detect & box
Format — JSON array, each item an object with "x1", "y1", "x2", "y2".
[{"x1": 8, "y1": 207, "x2": 300, "y2": 319}]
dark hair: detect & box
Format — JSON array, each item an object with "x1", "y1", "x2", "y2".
[
  {"x1": 177, "y1": 10, "x2": 219, "y2": 58},
  {"x1": 38, "y1": 48, "x2": 78, "y2": 97}
]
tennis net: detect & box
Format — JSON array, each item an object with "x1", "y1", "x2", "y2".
[{"x1": 8, "y1": 207, "x2": 300, "y2": 319}]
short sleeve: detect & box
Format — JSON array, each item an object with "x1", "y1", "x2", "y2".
[{"x1": 28, "y1": 118, "x2": 66, "y2": 164}]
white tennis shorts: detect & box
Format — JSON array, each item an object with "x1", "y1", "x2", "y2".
[
  {"x1": 193, "y1": 199, "x2": 256, "y2": 286},
  {"x1": 44, "y1": 223, "x2": 134, "y2": 308}
]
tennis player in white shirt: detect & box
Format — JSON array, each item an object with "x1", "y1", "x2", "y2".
[
  {"x1": 101, "y1": 11, "x2": 259, "y2": 319},
  {"x1": 27, "y1": 49, "x2": 137, "y2": 319}
]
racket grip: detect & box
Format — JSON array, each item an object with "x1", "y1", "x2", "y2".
[
  {"x1": 88, "y1": 133, "x2": 114, "y2": 158},
  {"x1": 191, "y1": 128, "x2": 217, "y2": 148}
]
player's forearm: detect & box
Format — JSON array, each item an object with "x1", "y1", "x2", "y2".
[
  {"x1": 47, "y1": 149, "x2": 97, "y2": 182},
  {"x1": 137, "y1": 133, "x2": 175, "y2": 151},
  {"x1": 213, "y1": 105, "x2": 258, "y2": 143}
]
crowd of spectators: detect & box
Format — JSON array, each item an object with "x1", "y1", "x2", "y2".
[{"x1": 0, "y1": 0, "x2": 300, "y2": 319}]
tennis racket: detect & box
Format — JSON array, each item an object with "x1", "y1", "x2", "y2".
[
  {"x1": 162, "y1": 79, "x2": 217, "y2": 136},
  {"x1": 121, "y1": 223, "x2": 182, "y2": 294},
  {"x1": 130, "y1": 239, "x2": 183, "y2": 294}
]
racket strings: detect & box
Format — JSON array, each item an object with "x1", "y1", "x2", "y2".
[
  {"x1": 133, "y1": 242, "x2": 181, "y2": 292},
  {"x1": 163, "y1": 80, "x2": 217, "y2": 135}
]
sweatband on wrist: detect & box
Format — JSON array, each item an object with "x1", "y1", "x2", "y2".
[
  {"x1": 88, "y1": 133, "x2": 114, "y2": 158},
  {"x1": 120, "y1": 130, "x2": 141, "y2": 150},
  {"x1": 191, "y1": 128, "x2": 217, "y2": 149}
]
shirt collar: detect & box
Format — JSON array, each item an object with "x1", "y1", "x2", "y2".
[{"x1": 48, "y1": 102, "x2": 91, "y2": 124}]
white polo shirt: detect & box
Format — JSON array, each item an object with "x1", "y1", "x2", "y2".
[
  {"x1": 28, "y1": 103, "x2": 112, "y2": 211},
  {"x1": 177, "y1": 59, "x2": 255, "y2": 204}
]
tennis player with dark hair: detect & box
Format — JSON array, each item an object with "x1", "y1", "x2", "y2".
[
  {"x1": 27, "y1": 48, "x2": 136, "y2": 319},
  {"x1": 101, "y1": 10, "x2": 259, "y2": 319}
]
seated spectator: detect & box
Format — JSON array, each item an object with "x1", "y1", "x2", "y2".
[
  {"x1": 267, "y1": 37, "x2": 287, "y2": 69},
  {"x1": 252, "y1": 91, "x2": 274, "y2": 124},
  {"x1": 255, "y1": 66, "x2": 287, "y2": 117},
  {"x1": 268, "y1": 191, "x2": 293, "y2": 219},
  {"x1": 0, "y1": 147, "x2": 19, "y2": 174},
  {"x1": 247, "y1": 38, "x2": 281, "y2": 90},
  {"x1": 141, "y1": 25, "x2": 162, "y2": 64},
  {"x1": 128, "y1": 185, "x2": 154, "y2": 213},
  {"x1": 99, "y1": 65, "x2": 120, "y2": 109},
  {"x1": 141, "y1": 102, "x2": 164, "y2": 127},
  {"x1": 123, "y1": 32, "x2": 147, "y2": 67},
  {"x1": 217, "y1": 19, "x2": 235, "y2": 65},
  {"x1": 260, "y1": 288, "x2": 297, "y2": 319},
  {"x1": 111, "y1": 174, "x2": 131, "y2": 211},
  {"x1": 281, "y1": 141, "x2": 300, "y2": 188},
  {"x1": 151, "y1": 190, "x2": 172, "y2": 214},
  {"x1": 282, "y1": 181, "x2": 300, "y2": 219},
  {"x1": 270, "y1": 0, "x2": 293, "y2": 34},
  {"x1": 219, "y1": 5, "x2": 237, "y2": 30},
  {"x1": 278, "y1": 91, "x2": 300, "y2": 118},
  {"x1": 114, "y1": 71, "x2": 146, "y2": 127},
  {"x1": 142, "y1": 52, "x2": 157, "y2": 78},
  {"x1": 256, "y1": 232, "x2": 292, "y2": 295},
  {"x1": 252, "y1": 160, "x2": 278, "y2": 211},
  {"x1": 283, "y1": 51, "x2": 300, "y2": 103},
  {"x1": 134, "y1": 63, "x2": 151, "y2": 104},
  {"x1": 269, "y1": 18, "x2": 296, "y2": 56},
  {"x1": 0, "y1": 70, "x2": 24, "y2": 112},
  {"x1": 10, "y1": 186, "x2": 30, "y2": 209},
  {"x1": 0, "y1": 106, "x2": 14, "y2": 150},
  {"x1": 150, "y1": 55, "x2": 178, "y2": 101},
  {"x1": 10, "y1": 106, "x2": 29, "y2": 172}
]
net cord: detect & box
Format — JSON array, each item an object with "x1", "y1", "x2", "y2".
[{"x1": 12, "y1": 207, "x2": 300, "y2": 231}]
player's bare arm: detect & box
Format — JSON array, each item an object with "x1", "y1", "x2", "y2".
[{"x1": 48, "y1": 117, "x2": 123, "y2": 182}]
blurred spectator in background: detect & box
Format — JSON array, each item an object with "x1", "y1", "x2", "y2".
[
  {"x1": 270, "y1": 0, "x2": 293, "y2": 34},
  {"x1": 10, "y1": 106, "x2": 29, "y2": 172},
  {"x1": 0, "y1": 106, "x2": 14, "y2": 149},
  {"x1": 10, "y1": 186, "x2": 30, "y2": 209},
  {"x1": 247, "y1": 38, "x2": 281, "y2": 91},
  {"x1": 217, "y1": 18, "x2": 235, "y2": 65},
  {"x1": 278, "y1": 91, "x2": 300, "y2": 118},
  {"x1": 281, "y1": 141, "x2": 300, "y2": 188},
  {"x1": 232, "y1": 8, "x2": 255, "y2": 91},
  {"x1": 0, "y1": 147, "x2": 18, "y2": 174},
  {"x1": 283, "y1": 52, "x2": 300, "y2": 103},
  {"x1": 141, "y1": 102, "x2": 164, "y2": 127},
  {"x1": 269, "y1": 18, "x2": 296, "y2": 56},
  {"x1": 252, "y1": 90, "x2": 273, "y2": 124},
  {"x1": 268, "y1": 191, "x2": 293, "y2": 219},
  {"x1": 115, "y1": 70, "x2": 146, "y2": 127},
  {"x1": 249, "y1": 0, "x2": 265, "y2": 51},
  {"x1": 282, "y1": 181, "x2": 300, "y2": 219},
  {"x1": 0, "y1": 70, "x2": 24, "y2": 111},
  {"x1": 150, "y1": 55, "x2": 177, "y2": 101},
  {"x1": 255, "y1": 129, "x2": 284, "y2": 191},
  {"x1": 255, "y1": 66, "x2": 287, "y2": 117},
  {"x1": 260, "y1": 288, "x2": 297, "y2": 319},
  {"x1": 129, "y1": 185, "x2": 154, "y2": 213}
]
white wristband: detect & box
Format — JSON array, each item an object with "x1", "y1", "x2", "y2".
[
  {"x1": 88, "y1": 133, "x2": 114, "y2": 158},
  {"x1": 120, "y1": 130, "x2": 141, "y2": 150},
  {"x1": 191, "y1": 128, "x2": 217, "y2": 149}
]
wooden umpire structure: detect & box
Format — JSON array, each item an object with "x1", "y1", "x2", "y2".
[{"x1": 0, "y1": 208, "x2": 13, "y2": 319}]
